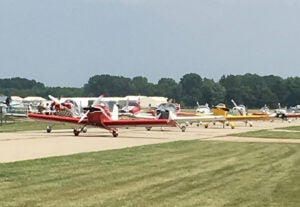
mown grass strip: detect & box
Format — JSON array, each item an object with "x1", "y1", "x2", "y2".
[
  {"x1": 274, "y1": 125, "x2": 300, "y2": 131},
  {"x1": 0, "y1": 141, "x2": 300, "y2": 207},
  {"x1": 231, "y1": 126, "x2": 300, "y2": 139}
]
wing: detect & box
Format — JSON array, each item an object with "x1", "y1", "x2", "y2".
[
  {"x1": 170, "y1": 112, "x2": 226, "y2": 124},
  {"x1": 225, "y1": 114, "x2": 270, "y2": 121},
  {"x1": 101, "y1": 119, "x2": 176, "y2": 128},
  {"x1": 27, "y1": 112, "x2": 88, "y2": 124}
]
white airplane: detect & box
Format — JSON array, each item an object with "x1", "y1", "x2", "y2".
[{"x1": 196, "y1": 102, "x2": 213, "y2": 115}]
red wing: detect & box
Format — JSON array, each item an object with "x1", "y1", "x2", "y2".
[
  {"x1": 102, "y1": 119, "x2": 175, "y2": 128},
  {"x1": 27, "y1": 113, "x2": 88, "y2": 124}
]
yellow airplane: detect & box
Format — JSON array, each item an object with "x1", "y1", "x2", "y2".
[{"x1": 211, "y1": 102, "x2": 270, "y2": 129}]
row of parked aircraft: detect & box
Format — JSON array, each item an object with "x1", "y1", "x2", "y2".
[{"x1": 26, "y1": 95, "x2": 300, "y2": 137}]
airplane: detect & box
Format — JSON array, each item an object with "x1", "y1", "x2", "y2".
[
  {"x1": 230, "y1": 99, "x2": 247, "y2": 116},
  {"x1": 0, "y1": 96, "x2": 27, "y2": 117},
  {"x1": 27, "y1": 95, "x2": 176, "y2": 137},
  {"x1": 252, "y1": 105, "x2": 272, "y2": 115},
  {"x1": 118, "y1": 98, "x2": 142, "y2": 117},
  {"x1": 168, "y1": 112, "x2": 226, "y2": 132},
  {"x1": 127, "y1": 102, "x2": 226, "y2": 131},
  {"x1": 124, "y1": 99, "x2": 182, "y2": 119},
  {"x1": 211, "y1": 102, "x2": 270, "y2": 128},
  {"x1": 274, "y1": 103, "x2": 300, "y2": 121},
  {"x1": 48, "y1": 95, "x2": 82, "y2": 117},
  {"x1": 196, "y1": 102, "x2": 213, "y2": 115}
]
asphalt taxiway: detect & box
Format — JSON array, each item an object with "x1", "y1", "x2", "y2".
[{"x1": 1, "y1": 120, "x2": 300, "y2": 163}]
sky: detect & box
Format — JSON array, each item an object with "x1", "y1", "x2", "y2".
[{"x1": 1, "y1": 0, "x2": 300, "y2": 87}]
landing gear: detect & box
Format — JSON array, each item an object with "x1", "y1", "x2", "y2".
[
  {"x1": 73, "y1": 129, "x2": 80, "y2": 136},
  {"x1": 73, "y1": 125, "x2": 87, "y2": 136},
  {"x1": 204, "y1": 123, "x2": 209, "y2": 128},
  {"x1": 145, "y1": 126, "x2": 152, "y2": 131},
  {"x1": 180, "y1": 125, "x2": 186, "y2": 132},
  {"x1": 112, "y1": 129, "x2": 119, "y2": 137},
  {"x1": 82, "y1": 126, "x2": 88, "y2": 133},
  {"x1": 46, "y1": 125, "x2": 52, "y2": 133}
]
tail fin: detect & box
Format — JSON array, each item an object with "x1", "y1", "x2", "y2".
[{"x1": 111, "y1": 104, "x2": 119, "y2": 120}]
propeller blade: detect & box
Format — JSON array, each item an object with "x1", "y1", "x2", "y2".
[
  {"x1": 78, "y1": 110, "x2": 89, "y2": 123},
  {"x1": 91, "y1": 94, "x2": 104, "y2": 107},
  {"x1": 48, "y1": 95, "x2": 61, "y2": 104}
]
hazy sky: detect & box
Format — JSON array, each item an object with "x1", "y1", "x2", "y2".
[{"x1": 1, "y1": 0, "x2": 300, "y2": 87}]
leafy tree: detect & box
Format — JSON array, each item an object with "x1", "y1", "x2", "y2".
[
  {"x1": 2, "y1": 73, "x2": 300, "y2": 109},
  {"x1": 132, "y1": 76, "x2": 154, "y2": 96},
  {"x1": 84, "y1": 75, "x2": 134, "y2": 97},
  {"x1": 219, "y1": 75, "x2": 244, "y2": 106},
  {"x1": 46, "y1": 87, "x2": 84, "y2": 98},
  {"x1": 180, "y1": 73, "x2": 203, "y2": 108},
  {"x1": 284, "y1": 77, "x2": 300, "y2": 106},
  {"x1": 201, "y1": 78, "x2": 226, "y2": 106},
  {"x1": 157, "y1": 78, "x2": 182, "y2": 101}
]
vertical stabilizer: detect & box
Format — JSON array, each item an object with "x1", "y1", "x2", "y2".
[{"x1": 111, "y1": 104, "x2": 119, "y2": 121}]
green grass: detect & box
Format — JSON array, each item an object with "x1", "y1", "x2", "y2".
[
  {"x1": 231, "y1": 126, "x2": 300, "y2": 139},
  {"x1": 1, "y1": 140, "x2": 300, "y2": 207},
  {"x1": 0, "y1": 118, "x2": 76, "y2": 132},
  {"x1": 274, "y1": 125, "x2": 300, "y2": 131}
]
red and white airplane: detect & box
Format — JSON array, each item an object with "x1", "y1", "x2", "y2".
[
  {"x1": 27, "y1": 95, "x2": 176, "y2": 137},
  {"x1": 118, "y1": 98, "x2": 142, "y2": 117}
]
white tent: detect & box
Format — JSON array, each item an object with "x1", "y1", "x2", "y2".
[
  {"x1": 23, "y1": 96, "x2": 47, "y2": 102},
  {"x1": 11, "y1": 96, "x2": 23, "y2": 101},
  {"x1": 121, "y1": 96, "x2": 168, "y2": 108}
]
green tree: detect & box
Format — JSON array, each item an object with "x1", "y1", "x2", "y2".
[
  {"x1": 284, "y1": 77, "x2": 300, "y2": 106},
  {"x1": 132, "y1": 76, "x2": 154, "y2": 96},
  {"x1": 201, "y1": 78, "x2": 226, "y2": 106},
  {"x1": 180, "y1": 73, "x2": 203, "y2": 108},
  {"x1": 157, "y1": 78, "x2": 182, "y2": 101},
  {"x1": 84, "y1": 75, "x2": 134, "y2": 97}
]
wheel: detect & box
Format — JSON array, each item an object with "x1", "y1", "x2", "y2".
[
  {"x1": 145, "y1": 126, "x2": 152, "y2": 131},
  {"x1": 204, "y1": 123, "x2": 209, "y2": 128},
  {"x1": 181, "y1": 125, "x2": 186, "y2": 132},
  {"x1": 46, "y1": 126, "x2": 52, "y2": 133},
  {"x1": 230, "y1": 123, "x2": 235, "y2": 129},
  {"x1": 73, "y1": 129, "x2": 80, "y2": 136},
  {"x1": 112, "y1": 130, "x2": 119, "y2": 137},
  {"x1": 82, "y1": 127, "x2": 87, "y2": 133}
]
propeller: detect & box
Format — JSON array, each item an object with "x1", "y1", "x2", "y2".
[
  {"x1": 78, "y1": 110, "x2": 89, "y2": 123},
  {"x1": 231, "y1": 99, "x2": 244, "y2": 116},
  {"x1": 91, "y1": 94, "x2": 104, "y2": 107},
  {"x1": 48, "y1": 95, "x2": 62, "y2": 107},
  {"x1": 78, "y1": 95, "x2": 106, "y2": 123},
  {"x1": 48, "y1": 95, "x2": 75, "y2": 115}
]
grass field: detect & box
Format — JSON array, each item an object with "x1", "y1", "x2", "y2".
[
  {"x1": 231, "y1": 126, "x2": 300, "y2": 139},
  {"x1": 1, "y1": 140, "x2": 300, "y2": 207}
]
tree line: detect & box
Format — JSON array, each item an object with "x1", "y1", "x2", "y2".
[{"x1": 1, "y1": 74, "x2": 299, "y2": 108}]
